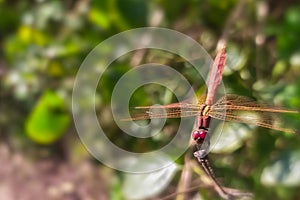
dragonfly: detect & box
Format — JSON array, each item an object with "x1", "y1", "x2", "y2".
[{"x1": 123, "y1": 46, "x2": 298, "y2": 199}]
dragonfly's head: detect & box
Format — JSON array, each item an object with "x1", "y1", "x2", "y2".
[{"x1": 192, "y1": 129, "x2": 207, "y2": 143}]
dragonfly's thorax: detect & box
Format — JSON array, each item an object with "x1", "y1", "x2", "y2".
[
  {"x1": 197, "y1": 105, "x2": 212, "y2": 130},
  {"x1": 200, "y1": 104, "x2": 211, "y2": 117},
  {"x1": 192, "y1": 104, "x2": 212, "y2": 144}
]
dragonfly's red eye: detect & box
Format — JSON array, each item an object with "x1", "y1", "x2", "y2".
[{"x1": 192, "y1": 130, "x2": 207, "y2": 141}]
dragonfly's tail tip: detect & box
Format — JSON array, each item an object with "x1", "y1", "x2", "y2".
[{"x1": 217, "y1": 40, "x2": 227, "y2": 51}]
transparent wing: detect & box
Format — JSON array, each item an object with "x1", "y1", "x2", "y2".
[
  {"x1": 122, "y1": 95, "x2": 207, "y2": 121},
  {"x1": 122, "y1": 103, "x2": 199, "y2": 121},
  {"x1": 209, "y1": 95, "x2": 298, "y2": 133},
  {"x1": 212, "y1": 95, "x2": 298, "y2": 114}
]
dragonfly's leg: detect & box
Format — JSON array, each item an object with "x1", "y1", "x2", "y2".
[
  {"x1": 193, "y1": 149, "x2": 207, "y2": 160},
  {"x1": 194, "y1": 154, "x2": 234, "y2": 200},
  {"x1": 192, "y1": 128, "x2": 233, "y2": 199},
  {"x1": 193, "y1": 133, "x2": 210, "y2": 159}
]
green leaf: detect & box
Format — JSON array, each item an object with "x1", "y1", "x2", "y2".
[
  {"x1": 115, "y1": 0, "x2": 148, "y2": 27},
  {"x1": 122, "y1": 155, "x2": 178, "y2": 199},
  {"x1": 25, "y1": 90, "x2": 70, "y2": 144},
  {"x1": 223, "y1": 44, "x2": 247, "y2": 75},
  {"x1": 89, "y1": 8, "x2": 110, "y2": 29},
  {"x1": 210, "y1": 122, "x2": 252, "y2": 153},
  {"x1": 261, "y1": 150, "x2": 300, "y2": 186}
]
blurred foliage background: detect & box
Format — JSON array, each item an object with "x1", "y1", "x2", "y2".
[{"x1": 1, "y1": 0, "x2": 300, "y2": 199}]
